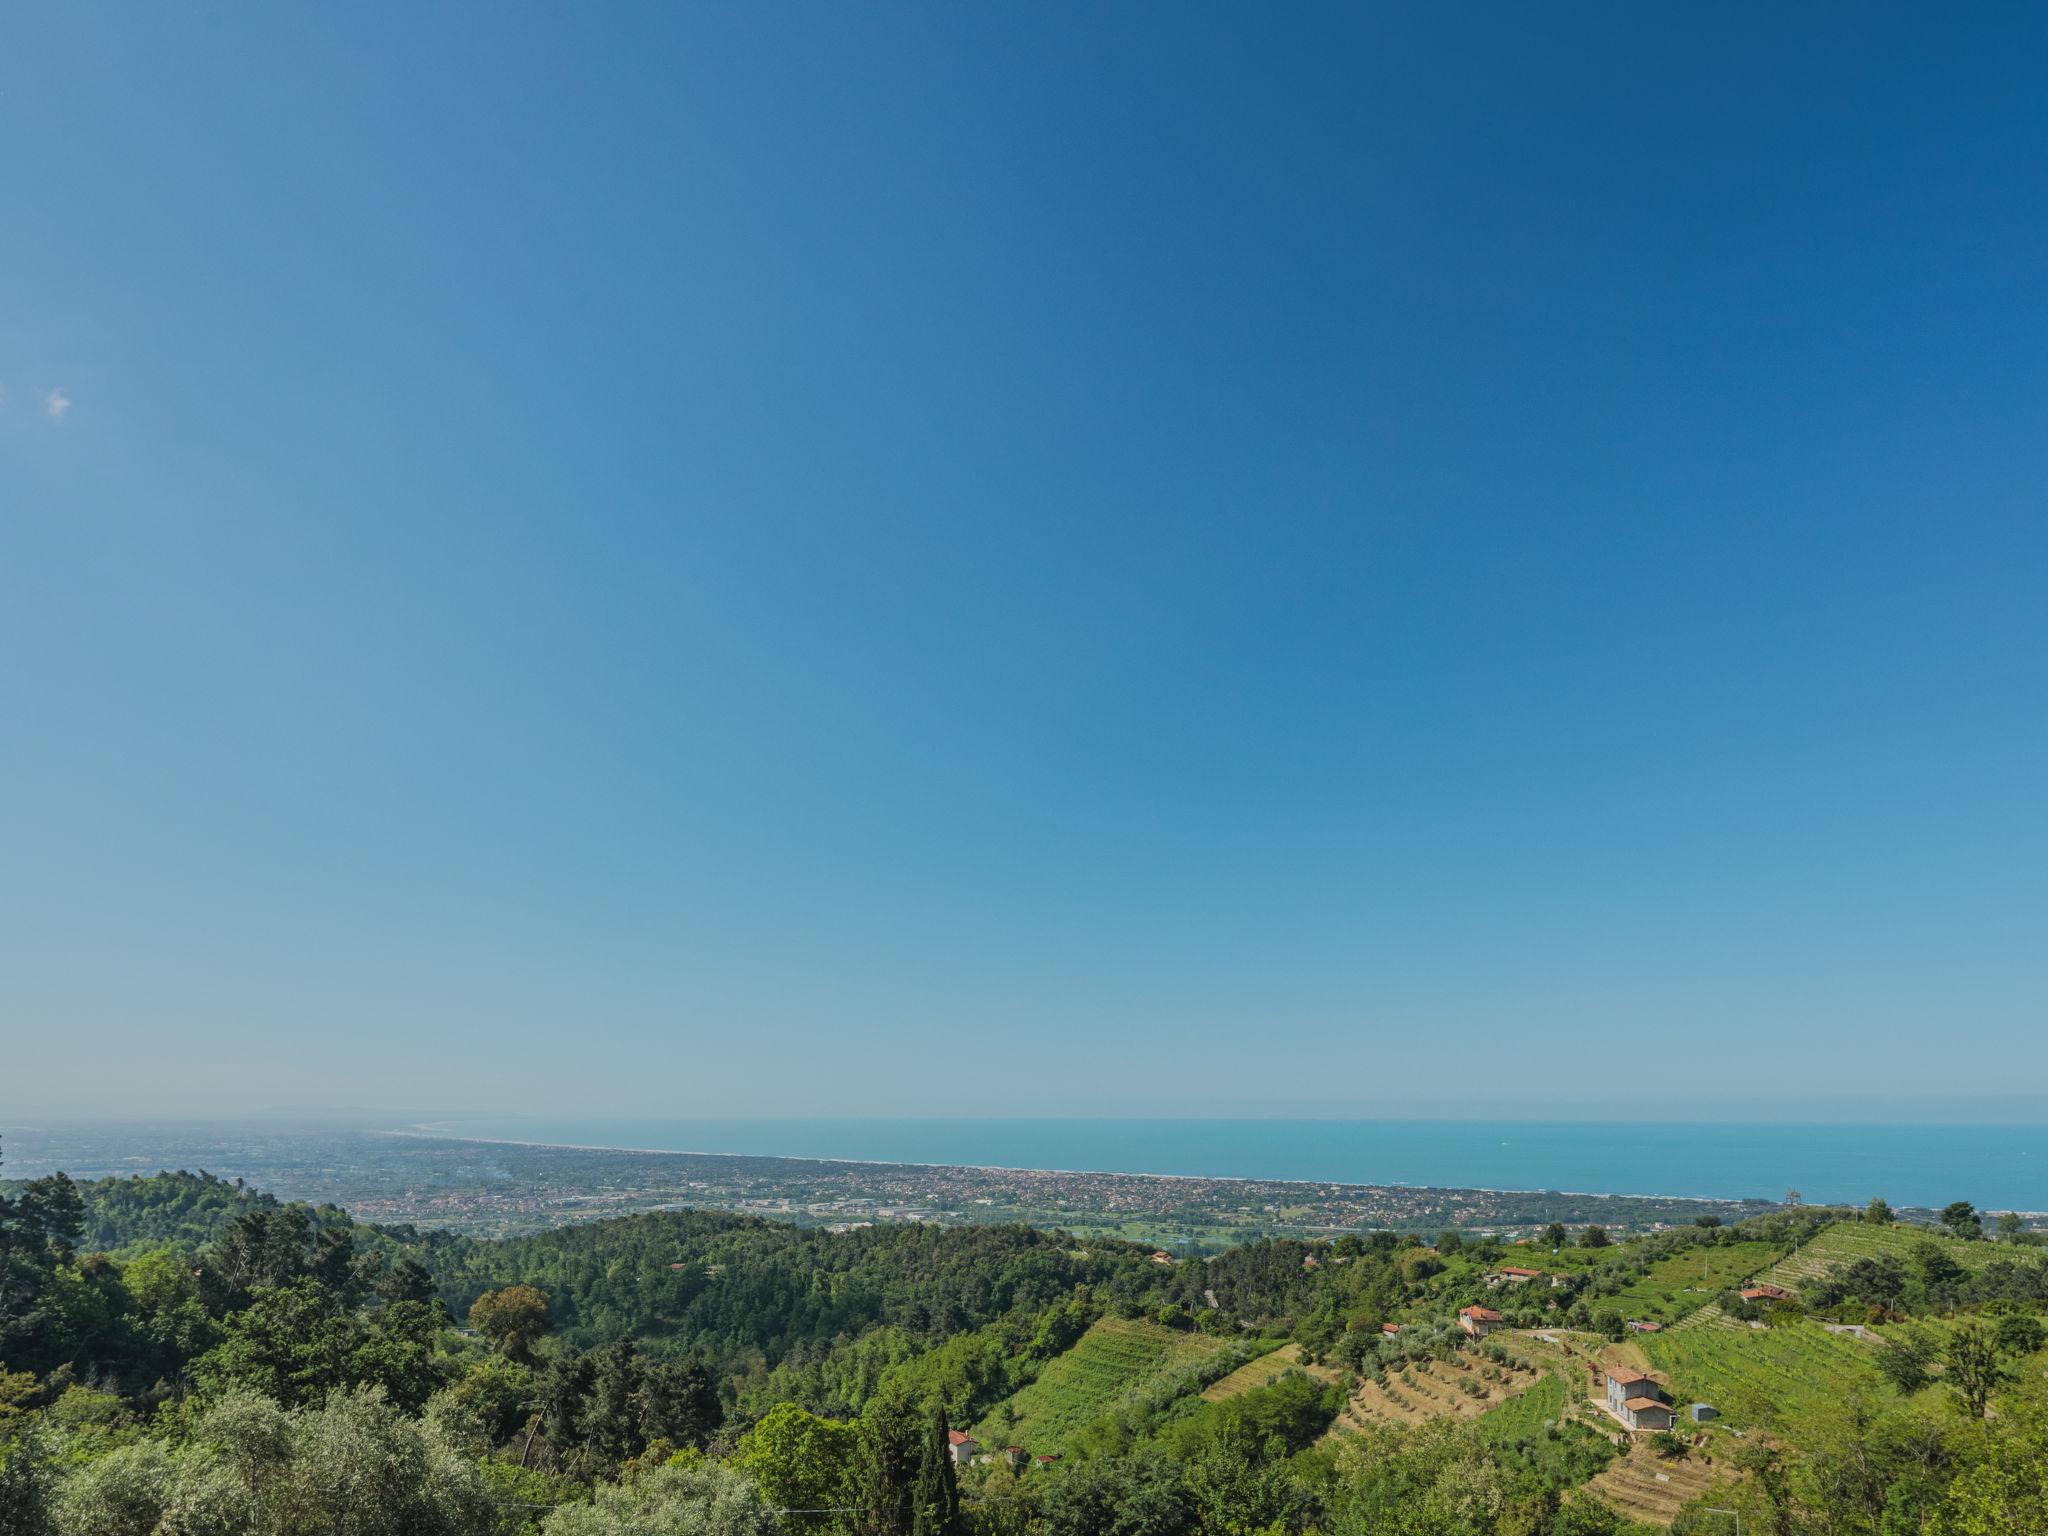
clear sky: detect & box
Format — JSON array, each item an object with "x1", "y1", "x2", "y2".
[{"x1": 4, "y1": 5, "x2": 2045, "y2": 1122}]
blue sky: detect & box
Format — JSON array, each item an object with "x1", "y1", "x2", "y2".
[{"x1": 4, "y1": 5, "x2": 2045, "y2": 1121}]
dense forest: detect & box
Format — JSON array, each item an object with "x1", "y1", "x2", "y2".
[{"x1": 3, "y1": 1159, "x2": 2046, "y2": 1534}]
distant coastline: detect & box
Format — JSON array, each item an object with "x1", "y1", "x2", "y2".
[
  {"x1": 381, "y1": 1115, "x2": 2048, "y2": 1211},
  {"x1": 381, "y1": 1124, "x2": 1753, "y2": 1209}
]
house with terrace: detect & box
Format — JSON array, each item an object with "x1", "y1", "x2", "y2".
[{"x1": 1604, "y1": 1368, "x2": 1677, "y2": 1432}]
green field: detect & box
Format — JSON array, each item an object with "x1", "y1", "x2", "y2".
[
  {"x1": 1606, "y1": 1241, "x2": 1786, "y2": 1324},
  {"x1": 1748, "y1": 1221, "x2": 2000, "y2": 1293},
  {"x1": 970, "y1": 1318, "x2": 1235, "y2": 1454},
  {"x1": 1641, "y1": 1317, "x2": 1889, "y2": 1429},
  {"x1": 1475, "y1": 1371, "x2": 1568, "y2": 1443}
]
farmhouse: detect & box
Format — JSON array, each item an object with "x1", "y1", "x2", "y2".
[
  {"x1": 1604, "y1": 1369, "x2": 1678, "y2": 1432},
  {"x1": 1487, "y1": 1266, "x2": 1543, "y2": 1288},
  {"x1": 1458, "y1": 1305, "x2": 1503, "y2": 1338},
  {"x1": 946, "y1": 1430, "x2": 979, "y2": 1466},
  {"x1": 1741, "y1": 1284, "x2": 1792, "y2": 1302}
]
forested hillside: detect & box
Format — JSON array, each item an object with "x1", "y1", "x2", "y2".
[{"x1": 3, "y1": 1162, "x2": 2046, "y2": 1535}]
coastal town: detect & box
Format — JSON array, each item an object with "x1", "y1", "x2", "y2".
[{"x1": 1, "y1": 1121, "x2": 1801, "y2": 1242}]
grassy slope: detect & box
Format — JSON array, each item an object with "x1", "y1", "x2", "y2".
[
  {"x1": 1640, "y1": 1318, "x2": 1888, "y2": 1429},
  {"x1": 969, "y1": 1317, "x2": 1233, "y2": 1455},
  {"x1": 1202, "y1": 1344, "x2": 1330, "y2": 1401},
  {"x1": 1749, "y1": 1220, "x2": 2000, "y2": 1292},
  {"x1": 1605, "y1": 1241, "x2": 1785, "y2": 1324}
]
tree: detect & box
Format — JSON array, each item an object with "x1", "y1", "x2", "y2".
[
  {"x1": 1866, "y1": 1196, "x2": 1893, "y2": 1225},
  {"x1": 1694, "y1": 1216, "x2": 1722, "y2": 1230},
  {"x1": 1037, "y1": 1454, "x2": 1191, "y2": 1536},
  {"x1": 0, "y1": 1430, "x2": 53, "y2": 1536},
  {"x1": 1435, "y1": 1231, "x2": 1464, "y2": 1255},
  {"x1": 469, "y1": 1284, "x2": 552, "y2": 1362},
  {"x1": 1995, "y1": 1312, "x2": 2045, "y2": 1358},
  {"x1": 12, "y1": 1178, "x2": 85, "y2": 1259},
  {"x1": 52, "y1": 1438, "x2": 174, "y2": 1536},
  {"x1": 910, "y1": 1408, "x2": 960, "y2": 1536},
  {"x1": 379, "y1": 1258, "x2": 439, "y2": 1308},
  {"x1": 1912, "y1": 1241, "x2": 1968, "y2": 1307},
  {"x1": 1941, "y1": 1203, "x2": 1982, "y2": 1241},
  {"x1": 734, "y1": 1405, "x2": 861, "y2": 1536},
  {"x1": 1579, "y1": 1226, "x2": 1610, "y2": 1249},
  {"x1": 856, "y1": 1389, "x2": 920, "y2": 1536},
  {"x1": 352, "y1": 1297, "x2": 452, "y2": 1412},
  {"x1": 84, "y1": 1386, "x2": 501, "y2": 1536},
  {"x1": 1945, "y1": 1322, "x2": 2008, "y2": 1419},
  {"x1": 1996, "y1": 1212, "x2": 2025, "y2": 1244},
  {"x1": 542, "y1": 1462, "x2": 781, "y2": 1536},
  {"x1": 192, "y1": 1277, "x2": 361, "y2": 1408},
  {"x1": 1874, "y1": 1330, "x2": 1934, "y2": 1395},
  {"x1": 1543, "y1": 1223, "x2": 1568, "y2": 1250},
  {"x1": 427, "y1": 1356, "x2": 537, "y2": 1453},
  {"x1": 638, "y1": 1358, "x2": 724, "y2": 1453}
]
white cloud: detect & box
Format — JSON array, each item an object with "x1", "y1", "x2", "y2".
[{"x1": 45, "y1": 388, "x2": 72, "y2": 420}]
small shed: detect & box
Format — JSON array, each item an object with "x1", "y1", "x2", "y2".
[{"x1": 1690, "y1": 1403, "x2": 1718, "y2": 1422}]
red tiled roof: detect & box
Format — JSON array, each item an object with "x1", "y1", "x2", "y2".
[
  {"x1": 1607, "y1": 1369, "x2": 1653, "y2": 1385},
  {"x1": 1500, "y1": 1267, "x2": 1541, "y2": 1277},
  {"x1": 1624, "y1": 1396, "x2": 1670, "y2": 1413},
  {"x1": 1742, "y1": 1285, "x2": 1791, "y2": 1301},
  {"x1": 947, "y1": 1430, "x2": 976, "y2": 1446},
  {"x1": 1460, "y1": 1306, "x2": 1502, "y2": 1321}
]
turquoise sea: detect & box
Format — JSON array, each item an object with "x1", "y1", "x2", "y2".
[{"x1": 417, "y1": 1117, "x2": 2048, "y2": 1212}]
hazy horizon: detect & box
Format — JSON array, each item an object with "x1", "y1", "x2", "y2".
[
  {"x1": 6, "y1": 6, "x2": 2046, "y2": 1120},
  {"x1": 9, "y1": 1094, "x2": 2048, "y2": 1130}
]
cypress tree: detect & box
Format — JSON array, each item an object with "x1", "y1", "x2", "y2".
[
  {"x1": 911, "y1": 1406, "x2": 960, "y2": 1536},
  {"x1": 857, "y1": 1388, "x2": 919, "y2": 1536}
]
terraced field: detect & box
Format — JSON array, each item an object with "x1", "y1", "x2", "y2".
[
  {"x1": 1333, "y1": 1354, "x2": 1534, "y2": 1431},
  {"x1": 1641, "y1": 1318, "x2": 1885, "y2": 1429},
  {"x1": 1605, "y1": 1241, "x2": 1786, "y2": 1325},
  {"x1": 1749, "y1": 1221, "x2": 1998, "y2": 1294},
  {"x1": 1320, "y1": 1338, "x2": 1569, "y2": 1438},
  {"x1": 970, "y1": 1318, "x2": 1234, "y2": 1454},
  {"x1": 1587, "y1": 1446, "x2": 1738, "y2": 1527},
  {"x1": 1667, "y1": 1303, "x2": 1739, "y2": 1334},
  {"x1": 1201, "y1": 1343, "x2": 1339, "y2": 1401}
]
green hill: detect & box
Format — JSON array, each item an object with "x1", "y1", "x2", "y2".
[
  {"x1": 970, "y1": 1317, "x2": 1235, "y2": 1454},
  {"x1": 1750, "y1": 1220, "x2": 2001, "y2": 1293}
]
